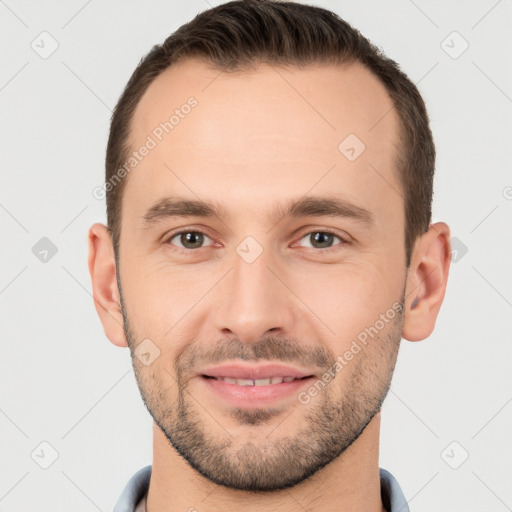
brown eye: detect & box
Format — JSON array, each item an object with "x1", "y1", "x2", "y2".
[
  {"x1": 297, "y1": 231, "x2": 347, "y2": 250},
  {"x1": 167, "y1": 231, "x2": 212, "y2": 250}
]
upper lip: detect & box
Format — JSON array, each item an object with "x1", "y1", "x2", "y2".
[{"x1": 199, "y1": 362, "x2": 315, "y2": 380}]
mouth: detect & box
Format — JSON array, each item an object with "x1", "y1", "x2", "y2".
[
  {"x1": 198, "y1": 362, "x2": 316, "y2": 407},
  {"x1": 201, "y1": 375, "x2": 312, "y2": 386}
]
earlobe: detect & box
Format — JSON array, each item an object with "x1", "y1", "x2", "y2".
[
  {"x1": 402, "y1": 222, "x2": 452, "y2": 342},
  {"x1": 87, "y1": 223, "x2": 128, "y2": 347}
]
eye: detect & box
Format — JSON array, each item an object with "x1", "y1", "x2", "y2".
[
  {"x1": 164, "y1": 228, "x2": 349, "y2": 253},
  {"x1": 296, "y1": 230, "x2": 349, "y2": 250},
  {"x1": 166, "y1": 230, "x2": 214, "y2": 250}
]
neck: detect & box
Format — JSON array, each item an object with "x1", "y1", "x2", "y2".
[{"x1": 146, "y1": 413, "x2": 386, "y2": 512}]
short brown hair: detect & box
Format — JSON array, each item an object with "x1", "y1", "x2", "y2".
[{"x1": 105, "y1": 0, "x2": 435, "y2": 267}]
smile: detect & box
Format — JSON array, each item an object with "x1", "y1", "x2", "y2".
[{"x1": 202, "y1": 375, "x2": 310, "y2": 386}]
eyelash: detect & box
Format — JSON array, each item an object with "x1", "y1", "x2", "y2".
[{"x1": 164, "y1": 228, "x2": 350, "y2": 254}]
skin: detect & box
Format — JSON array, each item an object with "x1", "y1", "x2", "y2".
[{"x1": 88, "y1": 58, "x2": 451, "y2": 512}]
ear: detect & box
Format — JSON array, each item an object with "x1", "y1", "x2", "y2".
[
  {"x1": 402, "y1": 222, "x2": 452, "y2": 341},
  {"x1": 87, "y1": 223, "x2": 128, "y2": 347}
]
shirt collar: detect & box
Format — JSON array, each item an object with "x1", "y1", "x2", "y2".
[{"x1": 113, "y1": 465, "x2": 409, "y2": 512}]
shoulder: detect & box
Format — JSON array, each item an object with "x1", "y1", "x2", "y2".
[
  {"x1": 379, "y1": 467, "x2": 409, "y2": 512},
  {"x1": 113, "y1": 465, "x2": 152, "y2": 512}
]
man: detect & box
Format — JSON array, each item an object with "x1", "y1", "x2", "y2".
[{"x1": 88, "y1": 1, "x2": 451, "y2": 510}]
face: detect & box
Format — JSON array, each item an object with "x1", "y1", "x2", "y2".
[{"x1": 118, "y1": 58, "x2": 407, "y2": 491}]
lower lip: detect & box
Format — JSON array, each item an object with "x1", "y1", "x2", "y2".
[{"x1": 200, "y1": 376, "x2": 314, "y2": 408}]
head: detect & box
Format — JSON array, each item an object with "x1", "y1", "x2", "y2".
[{"x1": 89, "y1": 0, "x2": 451, "y2": 492}]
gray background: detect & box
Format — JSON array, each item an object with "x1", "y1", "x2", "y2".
[{"x1": 1, "y1": 0, "x2": 511, "y2": 510}]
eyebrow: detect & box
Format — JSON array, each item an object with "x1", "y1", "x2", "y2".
[{"x1": 142, "y1": 195, "x2": 374, "y2": 227}]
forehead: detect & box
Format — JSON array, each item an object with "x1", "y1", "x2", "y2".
[{"x1": 125, "y1": 57, "x2": 401, "y2": 226}]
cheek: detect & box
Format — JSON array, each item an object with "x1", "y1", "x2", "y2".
[
  {"x1": 330, "y1": 310, "x2": 402, "y2": 394},
  {"x1": 286, "y1": 259, "x2": 404, "y2": 343},
  {"x1": 121, "y1": 256, "x2": 195, "y2": 324},
  {"x1": 120, "y1": 260, "x2": 217, "y2": 369}
]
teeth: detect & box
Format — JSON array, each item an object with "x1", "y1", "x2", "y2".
[
  {"x1": 237, "y1": 379, "x2": 255, "y2": 386},
  {"x1": 215, "y1": 376, "x2": 299, "y2": 386}
]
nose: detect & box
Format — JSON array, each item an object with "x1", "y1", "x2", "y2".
[{"x1": 213, "y1": 247, "x2": 297, "y2": 344}]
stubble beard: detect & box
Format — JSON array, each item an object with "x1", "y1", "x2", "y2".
[{"x1": 121, "y1": 295, "x2": 404, "y2": 492}]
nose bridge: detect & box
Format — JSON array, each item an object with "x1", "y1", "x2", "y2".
[{"x1": 214, "y1": 240, "x2": 294, "y2": 342}]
